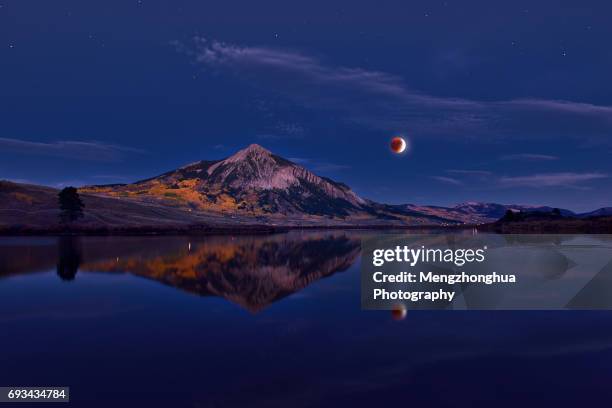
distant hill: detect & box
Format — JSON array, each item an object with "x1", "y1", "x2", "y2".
[
  {"x1": 484, "y1": 208, "x2": 612, "y2": 233},
  {"x1": 0, "y1": 180, "x2": 236, "y2": 230},
  {"x1": 396, "y1": 202, "x2": 575, "y2": 224},
  {"x1": 579, "y1": 207, "x2": 612, "y2": 218}
]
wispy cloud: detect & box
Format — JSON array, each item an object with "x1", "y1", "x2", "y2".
[
  {"x1": 447, "y1": 169, "x2": 492, "y2": 176},
  {"x1": 181, "y1": 38, "x2": 407, "y2": 97},
  {"x1": 437, "y1": 169, "x2": 607, "y2": 190},
  {"x1": 500, "y1": 153, "x2": 559, "y2": 161},
  {"x1": 177, "y1": 38, "x2": 612, "y2": 140},
  {"x1": 431, "y1": 176, "x2": 464, "y2": 186},
  {"x1": 499, "y1": 172, "x2": 607, "y2": 188},
  {"x1": 0, "y1": 137, "x2": 145, "y2": 161}
]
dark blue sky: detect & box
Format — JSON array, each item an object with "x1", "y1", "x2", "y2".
[{"x1": 2, "y1": 0, "x2": 611, "y2": 211}]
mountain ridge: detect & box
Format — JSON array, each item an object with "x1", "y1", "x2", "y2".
[
  {"x1": 1, "y1": 144, "x2": 607, "y2": 229},
  {"x1": 81, "y1": 144, "x2": 404, "y2": 222}
]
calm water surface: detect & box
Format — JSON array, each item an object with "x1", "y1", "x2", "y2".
[{"x1": 1, "y1": 231, "x2": 612, "y2": 407}]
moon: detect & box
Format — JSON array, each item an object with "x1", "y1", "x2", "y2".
[
  {"x1": 391, "y1": 304, "x2": 407, "y2": 321},
  {"x1": 390, "y1": 136, "x2": 407, "y2": 154}
]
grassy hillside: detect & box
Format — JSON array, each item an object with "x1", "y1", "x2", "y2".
[{"x1": 0, "y1": 180, "x2": 239, "y2": 231}]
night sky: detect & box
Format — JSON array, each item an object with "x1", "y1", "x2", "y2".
[{"x1": 2, "y1": 0, "x2": 612, "y2": 211}]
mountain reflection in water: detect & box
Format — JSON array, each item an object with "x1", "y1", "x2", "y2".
[
  {"x1": 3, "y1": 233, "x2": 612, "y2": 407},
  {"x1": 0, "y1": 232, "x2": 361, "y2": 312}
]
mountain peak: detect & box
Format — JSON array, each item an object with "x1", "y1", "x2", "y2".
[
  {"x1": 216, "y1": 143, "x2": 275, "y2": 167},
  {"x1": 244, "y1": 143, "x2": 270, "y2": 153},
  {"x1": 232, "y1": 143, "x2": 271, "y2": 158},
  {"x1": 207, "y1": 143, "x2": 277, "y2": 175},
  {"x1": 203, "y1": 143, "x2": 366, "y2": 208}
]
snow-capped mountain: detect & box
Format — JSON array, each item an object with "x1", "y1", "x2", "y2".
[
  {"x1": 81, "y1": 144, "x2": 448, "y2": 223},
  {"x1": 82, "y1": 144, "x2": 403, "y2": 220}
]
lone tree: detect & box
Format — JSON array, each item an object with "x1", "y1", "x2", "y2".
[
  {"x1": 552, "y1": 208, "x2": 562, "y2": 217},
  {"x1": 56, "y1": 237, "x2": 81, "y2": 281},
  {"x1": 58, "y1": 187, "x2": 84, "y2": 223}
]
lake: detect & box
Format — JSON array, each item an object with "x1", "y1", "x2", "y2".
[{"x1": 1, "y1": 232, "x2": 612, "y2": 407}]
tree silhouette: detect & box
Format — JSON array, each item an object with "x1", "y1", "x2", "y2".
[
  {"x1": 56, "y1": 237, "x2": 81, "y2": 281},
  {"x1": 58, "y1": 187, "x2": 84, "y2": 223},
  {"x1": 552, "y1": 208, "x2": 562, "y2": 217}
]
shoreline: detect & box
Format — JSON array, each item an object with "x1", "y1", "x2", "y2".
[
  {"x1": 2, "y1": 216, "x2": 612, "y2": 236},
  {"x1": 0, "y1": 223, "x2": 476, "y2": 236}
]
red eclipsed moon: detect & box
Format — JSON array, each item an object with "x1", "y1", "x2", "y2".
[
  {"x1": 391, "y1": 304, "x2": 407, "y2": 321},
  {"x1": 390, "y1": 136, "x2": 407, "y2": 154}
]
